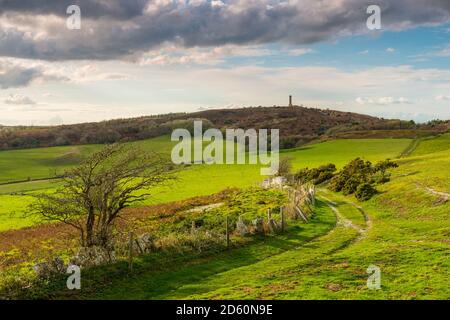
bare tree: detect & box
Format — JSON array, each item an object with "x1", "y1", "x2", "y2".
[{"x1": 29, "y1": 144, "x2": 173, "y2": 248}]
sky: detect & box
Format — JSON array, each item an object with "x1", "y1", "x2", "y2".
[{"x1": 0, "y1": 0, "x2": 449, "y2": 126}]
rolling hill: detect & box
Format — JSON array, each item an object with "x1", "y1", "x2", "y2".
[
  {"x1": 1, "y1": 106, "x2": 447, "y2": 151},
  {"x1": 1, "y1": 134, "x2": 447, "y2": 300}
]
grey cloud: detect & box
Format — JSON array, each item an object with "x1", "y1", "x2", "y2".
[
  {"x1": 0, "y1": 0, "x2": 449, "y2": 61},
  {"x1": 0, "y1": 65, "x2": 40, "y2": 89},
  {"x1": 0, "y1": 0, "x2": 148, "y2": 19},
  {"x1": 0, "y1": 60, "x2": 68, "y2": 89}
]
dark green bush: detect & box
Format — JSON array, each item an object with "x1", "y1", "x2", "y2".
[
  {"x1": 342, "y1": 176, "x2": 361, "y2": 195},
  {"x1": 373, "y1": 159, "x2": 399, "y2": 184},
  {"x1": 355, "y1": 183, "x2": 377, "y2": 201},
  {"x1": 294, "y1": 163, "x2": 336, "y2": 185},
  {"x1": 328, "y1": 158, "x2": 398, "y2": 201}
]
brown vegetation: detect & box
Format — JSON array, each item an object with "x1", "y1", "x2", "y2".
[
  {"x1": 0, "y1": 190, "x2": 234, "y2": 270},
  {"x1": 1, "y1": 106, "x2": 448, "y2": 150}
]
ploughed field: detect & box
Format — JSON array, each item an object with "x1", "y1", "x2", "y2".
[{"x1": 0, "y1": 134, "x2": 449, "y2": 299}]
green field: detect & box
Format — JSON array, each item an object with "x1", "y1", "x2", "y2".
[
  {"x1": 77, "y1": 134, "x2": 450, "y2": 300},
  {"x1": 0, "y1": 134, "x2": 448, "y2": 300},
  {"x1": 0, "y1": 137, "x2": 410, "y2": 231}
]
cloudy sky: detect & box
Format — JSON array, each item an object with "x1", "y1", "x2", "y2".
[{"x1": 0, "y1": 0, "x2": 449, "y2": 125}]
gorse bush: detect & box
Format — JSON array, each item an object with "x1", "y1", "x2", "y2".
[
  {"x1": 329, "y1": 158, "x2": 373, "y2": 193},
  {"x1": 295, "y1": 158, "x2": 398, "y2": 201},
  {"x1": 294, "y1": 163, "x2": 336, "y2": 185},
  {"x1": 355, "y1": 183, "x2": 377, "y2": 201},
  {"x1": 329, "y1": 158, "x2": 398, "y2": 201},
  {"x1": 373, "y1": 159, "x2": 399, "y2": 183}
]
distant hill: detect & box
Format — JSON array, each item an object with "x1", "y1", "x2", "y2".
[{"x1": 0, "y1": 106, "x2": 448, "y2": 150}]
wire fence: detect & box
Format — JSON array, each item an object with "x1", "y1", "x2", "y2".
[{"x1": 123, "y1": 184, "x2": 317, "y2": 271}]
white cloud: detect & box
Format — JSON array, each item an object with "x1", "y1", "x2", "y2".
[
  {"x1": 139, "y1": 45, "x2": 274, "y2": 66},
  {"x1": 417, "y1": 44, "x2": 450, "y2": 58},
  {"x1": 211, "y1": 1, "x2": 226, "y2": 8},
  {"x1": 435, "y1": 47, "x2": 450, "y2": 57},
  {"x1": 287, "y1": 48, "x2": 313, "y2": 56},
  {"x1": 1, "y1": 63, "x2": 449, "y2": 124},
  {"x1": 355, "y1": 96, "x2": 411, "y2": 105},
  {"x1": 4, "y1": 94, "x2": 36, "y2": 105},
  {"x1": 386, "y1": 48, "x2": 396, "y2": 53},
  {"x1": 435, "y1": 95, "x2": 450, "y2": 101}
]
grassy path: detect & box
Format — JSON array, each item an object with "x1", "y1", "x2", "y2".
[
  {"x1": 399, "y1": 138, "x2": 421, "y2": 158},
  {"x1": 162, "y1": 191, "x2": 367, "y2": 300},
  {"x1": 64, "y1": 191, "x2": 368, "y2": 300},
  {"x1": 319, "y1": 194, "x2": 370, "y2": 242},
  {"x1": 48, "y1": 199, "x2": 336, "y2": 299}
]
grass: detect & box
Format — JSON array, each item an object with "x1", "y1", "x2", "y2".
[
  {"x1": 0, "y1": 137, "x2": 410, "y2": 232},
  {"x1": 0, "y1": 195, "x2": 37, "y2": 231},
  {"x1": 17, "y1": 199, "x2": 336, "y2": 300},
  {"x1": 411, "y1": 133, "x2": 450, "y2": 156},
  {"x1": 85, "y1": 140, "x2": 449, "y2": 300},
  {"x1": 0, "y1": 136, "x2": 177, "y2": 184},
  {"x1": 43, "y1": 134, "x2": 449, "y2": 299},
  {"x1": 1, "y1": 134, "x2": 448, "y2": 299},
  {"x1": 287, "y1": 138, "x2": 411, "y2": 170}
]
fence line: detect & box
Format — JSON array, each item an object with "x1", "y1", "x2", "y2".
[{"x1": 120, "y1": 183, "x2": 317, "y2": 273}]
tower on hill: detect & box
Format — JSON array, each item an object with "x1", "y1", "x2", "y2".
[{"x1": 289, "y1": 95, "x2": 293, "y2": 107}]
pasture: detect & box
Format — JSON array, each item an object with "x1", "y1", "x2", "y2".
[
  {"x1": 0, "y1": 137, "x2": 411, "y2": 231},
  {"x1": 1, "y1": 134, "x2": 449, "y2": 300},
  {"x1": 72, "y1": 134, "x2": 450, "y2": 299}
]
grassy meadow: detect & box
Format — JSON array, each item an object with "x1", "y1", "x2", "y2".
[
  {"x1": 79, "y1": 134, "x2": 449, "y2": 300},
  {"x1": 0, "y1": 134, "x2": 448, "y2": 300},
  {"x1": 0, "y1": 137, "x2": 410, "y2": 231}
]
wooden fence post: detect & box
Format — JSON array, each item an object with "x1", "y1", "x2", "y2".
[{"x1": 128, "y1": 231, "x2": 134, "y2": 272}]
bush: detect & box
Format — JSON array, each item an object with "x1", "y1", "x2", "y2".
[
  {"x1": 328, "y1": 158, "x2": 398, "y2": 201},
  {"x1": 355, "y1": 183, "x2": 377, "y2": 201},
  {"x1": 328, "y1": 174, "x2": 347, "y2": 192},
  {"x1": 373, "y1": 159, "x2": 399, "y2": 184},
  {"x1": 342, "y1": 177, "x2": 361, "y2": 195},
  {"x1": 294, "y1": 163, "x2": 336, "y2": 185},
  {"x1": 280, "y1": 137, "x2": 299, "y2": 149},
  {"x1": 278, "y1": 157, "x2": 293, "y2": 177}
]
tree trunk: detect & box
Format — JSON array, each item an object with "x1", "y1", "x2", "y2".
[{"x1": 85, "y1": 206, "x2": 95, "y2": 247}]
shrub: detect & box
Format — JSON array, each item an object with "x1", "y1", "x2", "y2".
[
  {"x1": 278, "y1": 157, "x2": 293, "y2": 177},
  {"x1": 328, "y1": 174, "x2": 347, "y2": 192},
  {"x1": 342, "y1": 176, "x2": 361, "y2": 195},
  {"x1": 328, "y1": 158, "x2": 398, "y2": 201},
  {"x1": 373, "y1": 159, "x2": 399, "y2": 184},
  {"x1": 294, "y1": 163, "x2": 336, "y2": 185},
  {"x1": 355, "y1": 183, "x2": 377, "y2": 201},
  {"x1": 280, "y1": 137, "x2": 299, "y2": 149}
]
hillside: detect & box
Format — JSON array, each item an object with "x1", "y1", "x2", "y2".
[
  {"x1": 1, "y1": 134, "x2": 447, "y2": 300},
  {"x1": 1, "y1": 106, "x2": 447, "y2": 150},
  {"x1": 0, "y1": 137, "x2": 410, "y2": 231}
]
